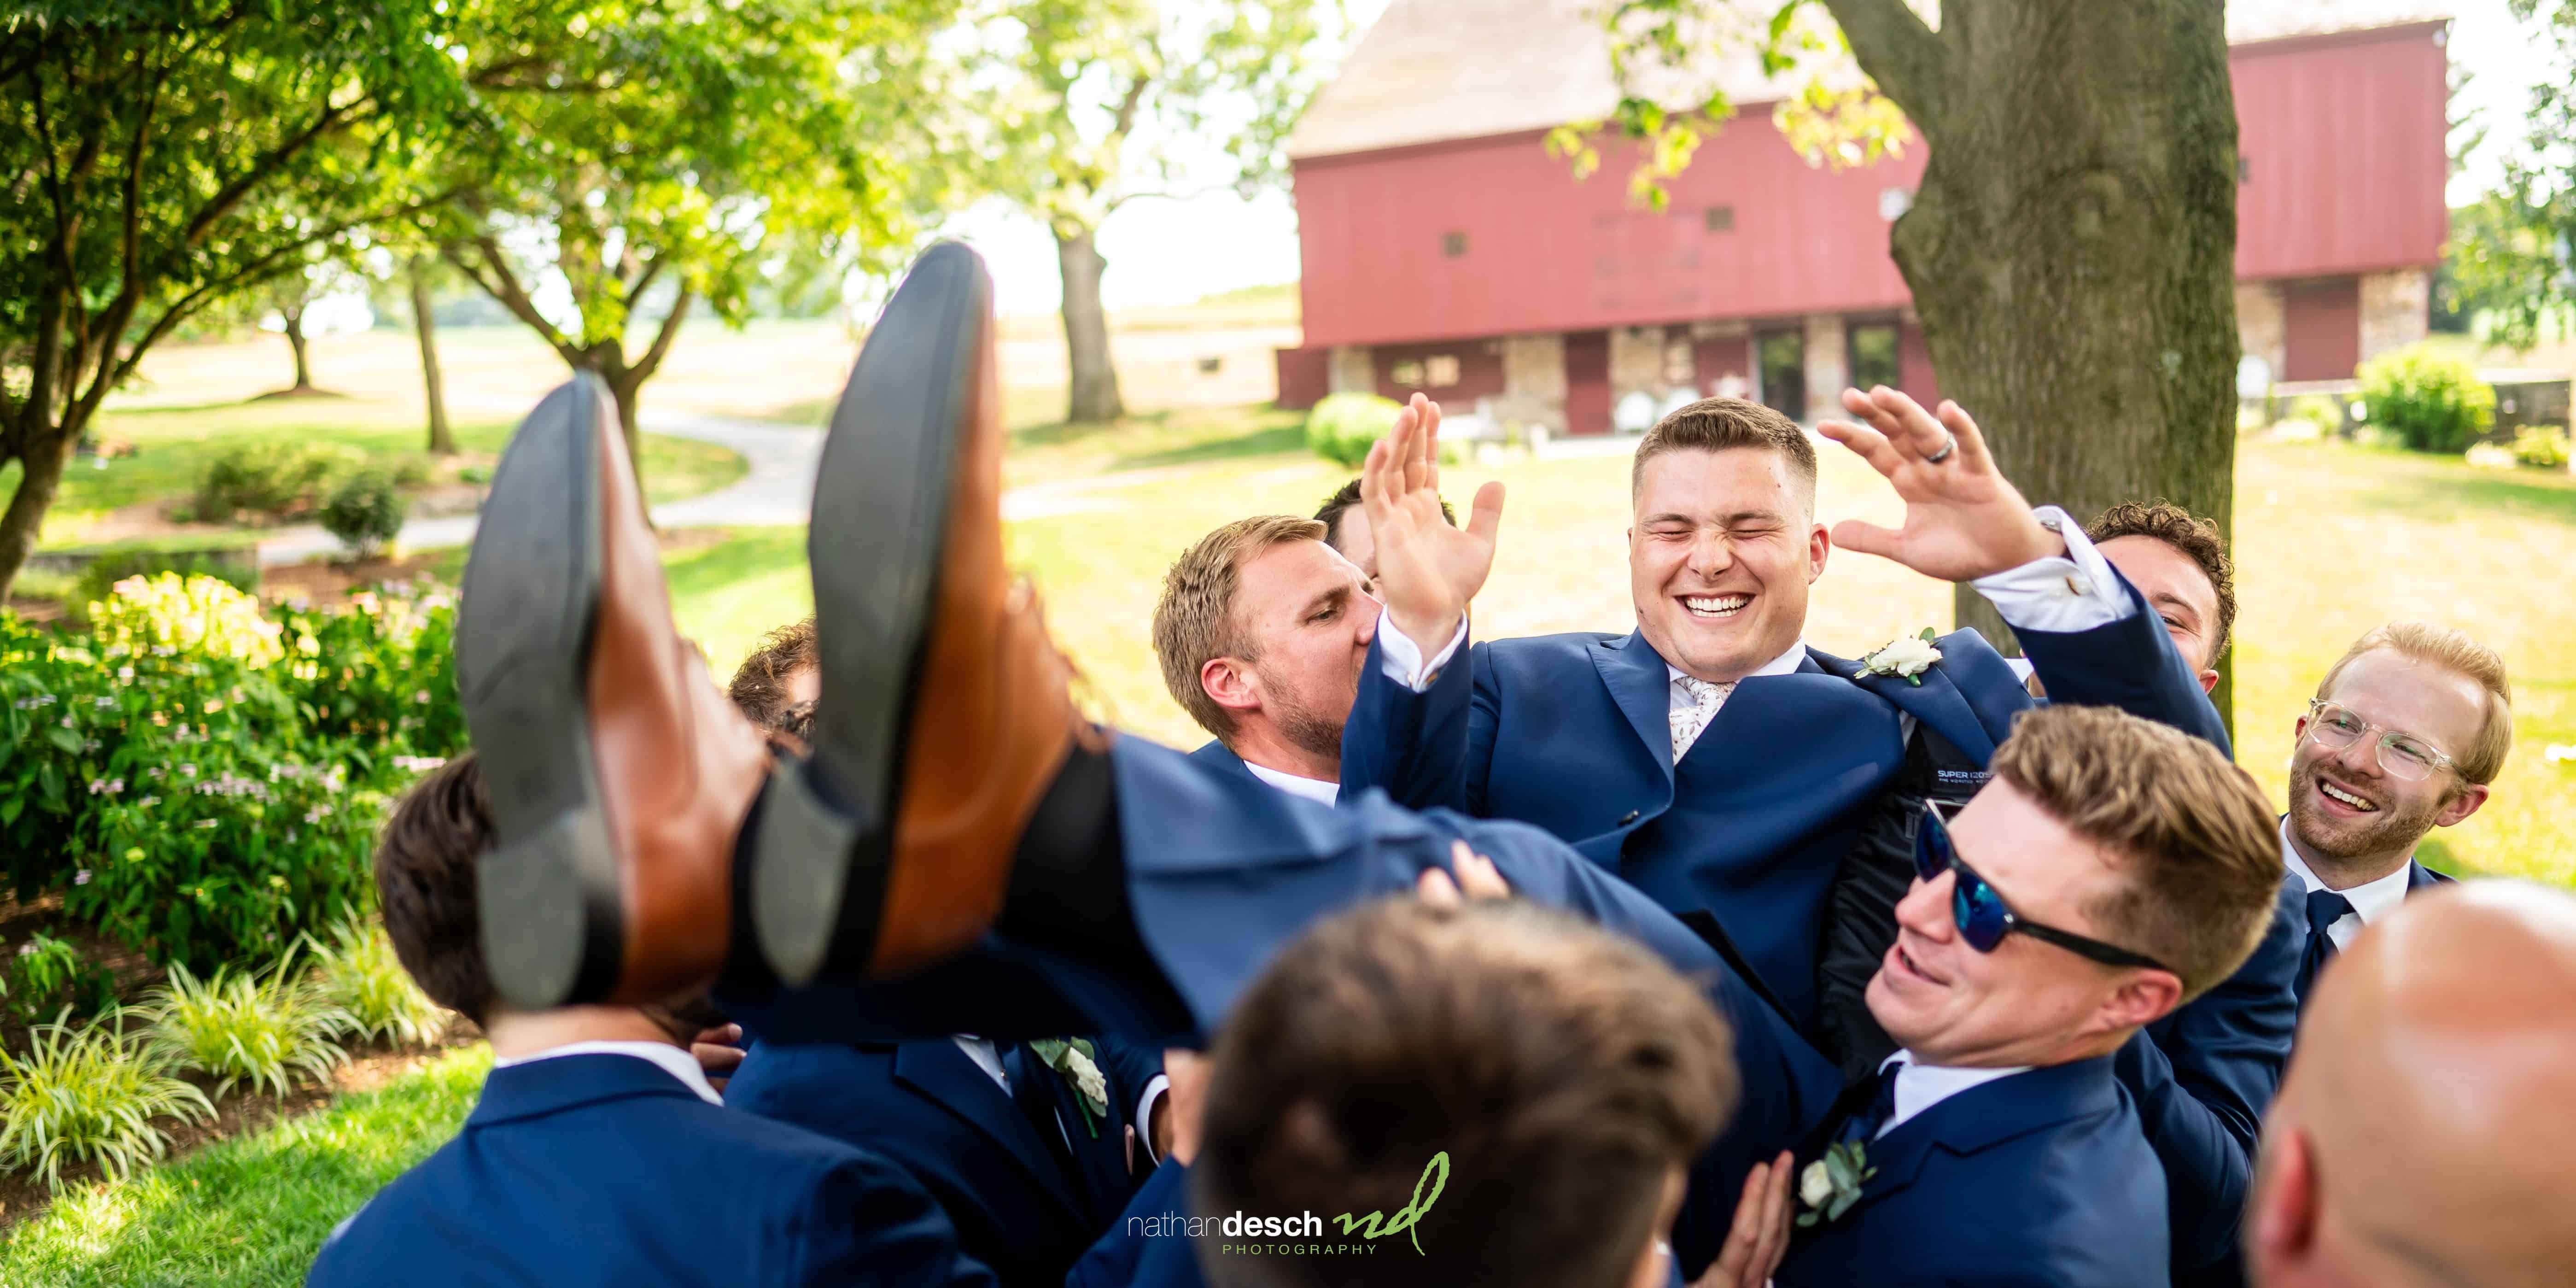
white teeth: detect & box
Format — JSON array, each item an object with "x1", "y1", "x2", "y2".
[
  {"x1": 2320, "y1": 781, "x2": 2378, "y2": 811},
  {"x1": 1682, "y1": 595, "x2": 1748, "y2": 618}
]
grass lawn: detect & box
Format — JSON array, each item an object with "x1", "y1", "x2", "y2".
[{"x1": 0, "y1": 1047, "x2": 488, "y2": 1286}]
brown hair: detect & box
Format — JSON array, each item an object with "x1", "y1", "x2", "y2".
[
  {"x1": 1196, "y1": 898, "x2": 1735, "y2": 1288},
  {"x1": 1630, "y1": 398, "x2": 1817, "y2": 511},
  {"x1": 727, "y1": 617, "x2": 818, "y2": 732},
  {"x1": 2085, "y1": 502, "x2": 2237, "y2": 661},
  {"x1": 1990, "y1": 705, "x2": 2283, "y2": 1001},
  {"x1": 374, "y1": 753, "x2": 498, "y2": 1025},
  {"x1": 1152, "y1": 515, "x2": 1330, "y2": 738},
  {"x1": 1313, "y1": 477, "x2": 1454, "y2": 549},
  {"x1": 2317, "y1": 621, "x2": 2515, "y2": 785}
]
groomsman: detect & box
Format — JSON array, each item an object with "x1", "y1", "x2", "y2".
[
  {"x1": 2015, "y1": 501, "x2": 2237, "y2": 697},
  {"x1": 1312, "y1": 475, "x2": 1452, "y2": 580},
  {"x1": 309, "y1": 754, "x2": 996, "y2": 1288},
  {"x1": 2283, "y1": 622, "x2": 2509, "y2": 1011},
  {"x1": 2248, "y1": 882, "x2": 2576, "y2": 1287},
  {"x1": 1338, "y1": 389, "x2": 2229, "y2": 1033}
]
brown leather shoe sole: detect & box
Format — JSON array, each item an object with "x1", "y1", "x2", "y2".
[
  {"x1": 752, "y1": 241, "x2": 1073, "y2": 984},
  {"x1": 457, "y1": 375, "x2": 757, "y2": 1009}
]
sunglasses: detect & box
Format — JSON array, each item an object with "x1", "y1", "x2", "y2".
[{"x1": 1911, "y1": 801, "x2": 2172, "y2": 973}]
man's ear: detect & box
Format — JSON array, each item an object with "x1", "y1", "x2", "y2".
[
  {"x1": 2196, "y1": 668, "x2": 2220, "y2": 695},
  {"x1": 2101, "y1": 968, "x2": 2185, "y2": 1031},
  {"x1": 2436, "y1": 782, "x2": 2491, "y2": 829},
  {"x1": 1807, "y1": 521, "x2": 1832, "y2": 582},
  {"x1": 1200, "y1": 656, "x2": 1260, "y2": 716},
  {"x1": 2250, "y1": 1128, "x2": 2322, "y2": 1276}
]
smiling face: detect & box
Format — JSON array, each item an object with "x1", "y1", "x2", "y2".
[
  {"x1": 1866, "y1": 782, "x2": 2169, "y2": 1067},
  {"x1": 1211, "y1": 539, "x2": 1382, "y2": 766},
  {"x1": 2097, "y1": 534, "x2": 2223, "y2": 690},
  {"x1": 2286, "y1": 648, "x2": 2493, "y2": 882},
  {"x1": 1628, "y1": 447, "x2": 1828, "y2": 684}
]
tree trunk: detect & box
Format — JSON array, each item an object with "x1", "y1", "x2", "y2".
[
  {"x1": 607, "y1": 369, "x2": 647, "y2": 486},
  {"x1": 1828, "y1": 0, "x2": 2240, "y2": 736},
  {"x1": 411, "y1": 266, "x2": 456, "y2": 456},
  {"x1": 0, "y1": 430, "x2": 78, "y2": 603},
  {"x1": 1055, "y1": 226, "x2": 1125, "y2": 423},
  {"x1": 283, "y1": 304, "x2": 315, "y2": 391}
]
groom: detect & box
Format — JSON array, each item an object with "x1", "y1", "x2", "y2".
[{"x1": 1338, "y1": 391, "x2": 2229, "y2": 1036}]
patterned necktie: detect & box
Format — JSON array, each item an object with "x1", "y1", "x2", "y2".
[
  {"x1": 1669, "y1": 675, "x2": 1736, "y2": 761},
  {"x1": 1835, "y1": 1061, "x2": 1904, "y2": 1146},
  {"x1": 2293, "y1": 888, "x2": 2357, "y2": 1018}
]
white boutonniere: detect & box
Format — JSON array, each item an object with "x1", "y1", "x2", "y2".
[
  {"x1": 1795, "y1": 1142, "x2": 1878, "y2": 1228},
  {"x1": 1028, "y1": 1037, "x2": 1111, "y2": 1137},
  {"x1": 1855, "y1": 628, "x2": 1943, "y2": 686}
]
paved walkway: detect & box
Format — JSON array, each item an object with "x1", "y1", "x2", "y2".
[{"x1": 256, "y1": 411, "x2": 825, "y2": 567}]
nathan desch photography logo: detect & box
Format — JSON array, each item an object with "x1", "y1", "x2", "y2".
[{"x1": 1129, "y1": 1152, "x2": 1450, "y2": 1258}]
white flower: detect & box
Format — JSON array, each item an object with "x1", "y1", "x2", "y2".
[
  {"x1": 1063, "y1": 1046, "x2": 1110, "y2": 1114},
  {"x1": 74, "y1": 870, "x2": 92, "y2": 885},
  {"x1": 1856, "y1": 631, "x2": 1944, "y2": 684},
  {"x1": 1800, "y1": 1159, "x2": 1834, "y2": 1209}
]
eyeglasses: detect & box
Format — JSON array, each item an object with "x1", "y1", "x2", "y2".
[
  {"x1": 1911, "y1": 802, "x2": 2172, "y2": 973},
  {"x1": 2303, "y1": 699, "x2": 2455, "y2": 782}
]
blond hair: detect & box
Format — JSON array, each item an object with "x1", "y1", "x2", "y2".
[
  {"x1": 2317, "y1": 622, "x2": 2514, "y2": 785},
  {"x1": 1152, "y1": 515, "x2": 1329, "y2": 737},
  {"x1": 1990, "y1": 705, "x2": 2284, "y2": 1001}
]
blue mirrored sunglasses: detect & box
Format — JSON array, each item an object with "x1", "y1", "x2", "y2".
[{"x1": 1911, "y1": 801, "x2": 2172, "y2": 973}]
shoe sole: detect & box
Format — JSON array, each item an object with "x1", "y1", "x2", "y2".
[
  {"x1": 456, "y1": 375, "x2": 626, "y2": 1010},
  {"x1": 753, "y1": 242, "x2": 989, "y2": 984}
]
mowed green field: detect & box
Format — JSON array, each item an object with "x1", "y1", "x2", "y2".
[{"x1": 671, "y1": 425, "x2": 2576, "y2": 888}]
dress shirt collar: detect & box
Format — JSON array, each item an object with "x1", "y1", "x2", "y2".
[
  {"x1": 2278, "y1": 818, "x2": 2415, "y2": 929},
  {"x1": 1664, "y1": 638, "x2": 1809, "y2": 694},
  {"x1": 1879, "y1": 1050, "x2": 2033, "y2": 1139},
  {"x1": 1244, "y1": 759, "x2": 1341, "y2": 806},
  {"x1": 490, "y1": 1040, "x2": 722, "y2": 1105}
]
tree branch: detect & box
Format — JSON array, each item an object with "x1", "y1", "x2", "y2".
[
  {"x1": 179, "y1": 95, "x2": 366, "y2": 248},
  {"x1": 1818, "y1": 0, "x2": 1949, "y2": 136},
  {"x1": 448, "y1": 237, "x2": 582, "y2": 363},
  {"x1": 631, "y1": 285, "x2": 694, "y2": 384},
  {"x1": 625, "y1": 252, "x2": 666, "y2": 310}
]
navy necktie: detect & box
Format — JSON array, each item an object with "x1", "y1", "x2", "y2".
[
  {"x1": 1835, "y1": 1062, "x2": 1904, "y2": 1147},
  {"x1": 2293, "y1": 889, "x2": 2356, "y2": 1016}
]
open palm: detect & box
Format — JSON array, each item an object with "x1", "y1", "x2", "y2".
[
  {"x1": 1362, "y1": 394, "x2": 1506, "y2": 646},
  {"x1": 1817, "y1": 388, "x2": 2062, "y2": 582}
]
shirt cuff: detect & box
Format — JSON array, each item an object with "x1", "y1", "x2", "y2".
[
  {"x1": 1135, "y1": 1074, "x2": 1171, "y2": 1165},
  {"x1": 1374, "y1": 608, "x2": 1469, "y2": 692},
  {"x1": 1969, "y1": 505, "x2": 2134, "y2": 636}
]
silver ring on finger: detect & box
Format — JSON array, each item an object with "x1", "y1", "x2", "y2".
[{"x1": 1924, "y1": 432, "x2": 1957, "y2": 465}]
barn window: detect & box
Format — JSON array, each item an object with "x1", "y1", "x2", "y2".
[
  {"x1": 1442, "y1": 231, "x2": 1469, "y2": 257},
  {"x1": 1849, "y1": 322, "x2": 1900, "y2": 392},
  {"x1": 1424, "y1": 355, "x2": 1462, "y2": 387},
  {"x1": 1663, "y1": 341, "x2": 1694, "y2": 386},
  {"x1": 1391, "y1": 360, "x2": 1425, "y2": 386},
  {"x1": 1704, "y1": 205, "x2": 1735, "y2": 233}
]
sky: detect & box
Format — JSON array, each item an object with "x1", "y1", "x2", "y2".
[{"x1": 954, "y1": 0, "x2": 2559, "y2": 318}]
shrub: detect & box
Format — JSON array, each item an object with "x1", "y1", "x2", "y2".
[
  {"x1": 1, "y1": 575, "x2": 460, "y2": 973},
  {"x1": 2284, "y1": 394, "x2": 2343, "y2": 440},
  {"x1": 2355, "y1": 345, "x2": 2496, "y2": 454},
  {"x1": 4, "y1": 932, "x2": 117, "y2": 1024},
  {"x1": 147, "y1": 952, "x2": 350, "y2": 1098},
  {"x1": 1305, "y1": 392, "x2": 1402, "y2": 468},
  {"x1": 192, "y1": 444, "x2": 346, "y2": 524},
  {"x1": 312, "y1": 919, "x2": 446, "y2": 1047},
  {"x1": 321, "y1": 470, "x2": 409, "y2": 559},
  {"x1": 2512, "y1": 424, "x2": 2570, "y2": 470},
  {"x1": 0, "y1": 1011, "x2": 214, "y2": 1190},
  {"x1": 69, "y1": 550, "x2": 259, "y2": 620}
]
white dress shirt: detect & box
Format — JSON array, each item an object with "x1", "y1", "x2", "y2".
[
  {"x1": 2278, "y1": 819, "x2": 2415, "y2": 951},
  {"x1": 953, "y1": 1034, "x2": 1173, "y2": 1165},
  {"x1": 1876, "y1": 1051, "x2": 2033, "y2": 1139},
  {"x1": 491, "y1": 1040, "x2": 724, "y2": 1105},
  {"x1": 1244, "y1": 760, "x2": 1341, "y2": 806},
  {"x1": 1374, "y1": 506, "x2": 2136, "y2": 741}
]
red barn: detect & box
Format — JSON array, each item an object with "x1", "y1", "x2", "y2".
[{"x1": 1275, "y1": 1, "x2": 2453, "y2": 433}]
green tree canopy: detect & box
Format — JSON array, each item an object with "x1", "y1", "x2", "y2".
[{"x1": 2451, "y1": 0, "x2": 2576, "y2": 350}]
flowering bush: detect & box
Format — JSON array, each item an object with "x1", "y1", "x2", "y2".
[{"x1": 0, "y1": 575, "x2": 461, "y2": 977}]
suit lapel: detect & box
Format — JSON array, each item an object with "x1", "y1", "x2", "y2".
[
  {"x1": 2406, "y1": 859, "x2": 2454, "y2": 890},
  {"x1": 1591, "y1": 632, "x2": 1677, "y2": 779},
  {"x1": 1820, "y1": 639, "x2": 2002, "y2": 764},
  {"x1": 893, "y1": 1041, "x2": 1086, "y2": 1224},
  {"x1": 1828, "y1": 1057, "x2": 2120, "y2": 1217}
]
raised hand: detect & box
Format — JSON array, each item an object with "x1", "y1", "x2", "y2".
[
  {"x1": 1817, "y1": 387, "x2": 2065, "y2": 583},
  {"x1": 1361, "y1": 392, "x2": 1506, "y2": 648}
]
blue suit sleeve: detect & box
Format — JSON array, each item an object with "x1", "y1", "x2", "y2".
[
  {"x1": 2014, "y1": 565, "x2": 2232, "y2": 756},
  {"x1": 1065, "y1": 1159, "x2": 1203, "y2": 1288},
  {"x1": 1338, "y1": 628, "x2": 1489, "y2": 812},
  {"x1": 2121, "y1": 878, "x2": 2301, "y2": 1273},
  {"x1": 794, "y1": 1150, "x2": 998, "y2": 1288}
]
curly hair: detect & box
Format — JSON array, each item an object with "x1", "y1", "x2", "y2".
[{"x1": 2085, "y1": 502, "x2": 2236, "y2": 662}]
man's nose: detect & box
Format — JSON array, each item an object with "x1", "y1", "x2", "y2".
[
  {"x1": 1690, "y1": 531, "x2": 1734, "y2": 578},
  {"x1": 1895, "y1": 868, "x2": 1956, "y2": 941}
]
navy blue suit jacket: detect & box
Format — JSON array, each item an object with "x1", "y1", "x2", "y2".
[
  {"x1": 724, "y1": 1037, "x2": 1160, "y2": 1288},
  {"x1": 1775, "y1": 1055, "x2": 2168, "y2": 1288},
  {"x1": 1339, "y1": 570, "x2": 2227, "y2": 1033},
  {"x1": 307, "y1": 1053, "x2": 994, "y2": 1288}
]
